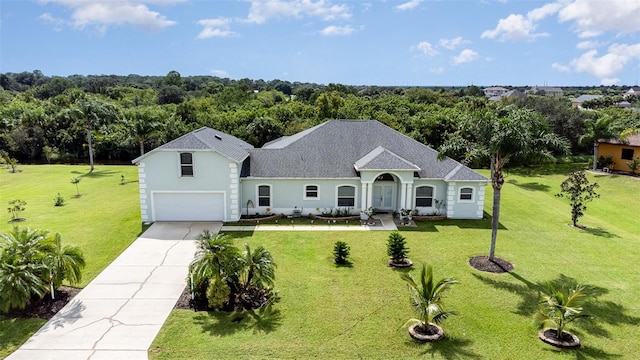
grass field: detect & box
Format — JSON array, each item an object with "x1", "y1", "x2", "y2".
[
  {"x1": 150, "y1": 166, "x2": 640, "y2": 359},
  {"x1": 0, "y1": 164, "x2": 142, "y2": 357},
  {"x1": 1, "y1": 164, "x2": 639, "y2": 359}
]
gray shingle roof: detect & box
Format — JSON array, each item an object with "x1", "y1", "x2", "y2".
[
  {"x1": 573, "y1": 94, "x2": 603, "y2": 103},
  {"x1": 354, "y1": 146, "x2": 420, "y2": 171},
  {"x1": 132, "y1": 127, "x2": 253, "y2": 163},
  {"x1": 247, "y1": 120, "x2": 487, "y2": 181}
]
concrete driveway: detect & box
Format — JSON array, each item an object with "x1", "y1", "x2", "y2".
[{"x1": 8, "y1": 222, "x2": 221, "y2": 360}]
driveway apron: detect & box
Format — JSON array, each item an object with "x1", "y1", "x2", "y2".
[{"x1": 8, "y1": 222, "x2": 221, "y2": 360}]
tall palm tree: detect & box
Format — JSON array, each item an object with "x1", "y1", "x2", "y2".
[
  {"x1": 69, "y1": 97, "x2": 117, "y2": 172},
  {"x1": 0, "y1": 227, "x2": 50, "y2": 312},
  {"x1": 439, "y1": 105, "x2": 568, "y2": 262},
  {"x1": 241, "y1": 244, "x2": 276, "y2": 291},
  {"x1": 579, "y1": 114, "x2": 622, "y2": 171},
  {"x1": 400, "y1": 264, "x2": 458, "y2": 334},
  {"x1": 43, "y1": 233, "x2": 86, "y2": 289},
  {"x1": 123, "y1": 107, "x2": 161, "y2": 156}
]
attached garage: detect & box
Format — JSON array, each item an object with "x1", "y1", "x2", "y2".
[{"x1": 152, "y1": 192, "x2": 225, "y2": 221}]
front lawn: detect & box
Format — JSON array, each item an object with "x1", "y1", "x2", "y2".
[
  {"x1": 151, "y1": 166, "x2": 640, "y2": 359},
  {"x1": 0, "y1": 164, "x2": 141, "y2": 357}
]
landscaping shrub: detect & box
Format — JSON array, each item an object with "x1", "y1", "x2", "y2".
[
  {"x1": 387, "y1": 231, "x2": 409, "y2": 263},
  {"x1": 333, "y1": 241, "x2": 351, "y2": 264}
]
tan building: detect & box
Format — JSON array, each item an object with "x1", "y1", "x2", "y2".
[{"x1": 597, "y1": 134, "x2": 640, "y2": 172}]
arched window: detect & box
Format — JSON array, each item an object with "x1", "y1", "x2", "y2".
[
  {"x1": 415, "y1": 186, "x2": 434, "y2": 207},
  {"x1": 337, "y1": 185, "x2": 356, "y2": 207}
]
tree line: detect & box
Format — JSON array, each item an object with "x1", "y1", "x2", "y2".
[{"x1": 1, "y1": 70, "x2": 639, "y2": 166}]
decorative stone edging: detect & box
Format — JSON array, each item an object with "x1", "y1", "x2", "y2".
[
  {"x1": 408, "y1": 323, "x2": 444, "y2": 342},
  {"x1": 538, "y1": 329, "x2": 581, "y2": 349},
  {"x1": 412, "y1": 215, "x2": 447, "y2": 221},
  {"x1": 309, "y1": 213, "x2": 361, "y2": 222},
  {"x1": 388, "y1": 258, "x2": 413, "y2": 268},
  {"x1": 238, "y1": 213, "x2": 284, "y2": 223}
]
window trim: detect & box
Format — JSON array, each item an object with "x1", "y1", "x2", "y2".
[
  {"x1": 257, "y1": 184, "x2": 272, "y2": 208},
  {"x1": 336, "y1": 184, "x2": 357, "y2": 208},
  {"x1": 304, "y1": 184, "x2": 320, "y2": 200},
  {"x1": 458, "y1": 187, "x2": 475, "y2": 203},
  {"x1": 621, "y1": 148, "x2": 634, "y2": 161},
  {"x1": 179, "y1": 152, "x2": 194, "y2": 177},
  {"x1": 414, "y1": 185, "x2": 435, "y2": 208}
]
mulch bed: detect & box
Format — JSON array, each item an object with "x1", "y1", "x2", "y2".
[
  {"x1": 173, "y1": 286, "x2": 270, "y2": 312},
  {"x1": 6, "y1": 286, "x2": 81, "y2": 320},
  {"x1": 469, "y1": 255, "x2": 514, "y2": 273}
]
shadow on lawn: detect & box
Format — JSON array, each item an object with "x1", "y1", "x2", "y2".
[
  {"x1": 579, "y1": 226, "x2": 619, "y2": 239},
  {"x1": 407, "y1": 215, "x2": 506, "y2": 233},
  {"x1": 541, "y1": 344, "x2": 623, "y2": 360},
  {"x1": 507, "y1": 179, "x2": 551, "y2": 192},
  {"x1": 193, "y1": 307, "x2": 283, "y2": 336},
  {"x1": 405, "y1": 336, "x2": 481, "y2": 359},
  {"x1": 70, "y1": 169, "x2": 118, "y2": 178},
  {"x1": 473, "y1": 272, "x2": 640, "y2": 342}
]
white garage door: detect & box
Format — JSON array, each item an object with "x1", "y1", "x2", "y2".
[{"x1": 153, "y1": 192, "x2": 225, "y2": 221}]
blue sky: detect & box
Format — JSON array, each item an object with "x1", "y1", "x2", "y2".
[{"x1": 1, "y1": 0, "x2": 639, "y2": 86}]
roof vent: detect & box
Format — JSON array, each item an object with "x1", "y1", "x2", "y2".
[{"x1": 214, "y1": 134, "x2": 222, "y2": 140}]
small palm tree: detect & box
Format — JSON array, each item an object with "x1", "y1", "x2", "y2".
[
  {"x1": 535, "y1": 284, "x2": 590, "y2": 340},
  {"x1": 401, "y1": 264, "x2": 458, "y2": 340},
  {"x1": 241, "y1": 243, "x2": 276, "y2": 291},
  {"x1": 71, "y1": 177, "x2": 81, "y2": 197},
  {"x1": 43, "y1": 233, "x2": 86, "y2": 290},
  {"x1": 189, "y1": 231, "x2": 241, "y2": 287}
]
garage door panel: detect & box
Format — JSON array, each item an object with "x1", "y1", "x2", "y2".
[{"x1": 154, "y1": 193, "x2": 224, "y2": 221}]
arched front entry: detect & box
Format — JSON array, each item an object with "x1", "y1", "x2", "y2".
[{"x1": 372, "y1": 173, "x2": 397, "y2": 211}]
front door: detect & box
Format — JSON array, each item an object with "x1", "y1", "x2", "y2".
[{"x1": 373, "y1": 185, "x2": 393, "y2": 209}]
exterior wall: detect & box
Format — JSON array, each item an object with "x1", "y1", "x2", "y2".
[
  {"x1": 598, "y1": 143, "x2": 640, "y2": 172},
  {"x1": 240, "y1": 178, "x2": 361, "y2": 216},
  {"x1": 136, "y1": 150, "x2": 240, "y2": 222},
  {"x1": 446, "y1": 181, "x2": 487, "y2": 219}
]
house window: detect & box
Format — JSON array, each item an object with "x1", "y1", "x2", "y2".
[
  {"x1": 415, "y1": 186, "x2": 434, "y2": 207},
  {"x1": 258, "y1": 185, "x2": 271, "y2": 207},
  {"x1": 180, "y1": 153, "x2": 193, "y2": 177},
  {"x1": 621, "y1": 148, "x2": 634, "y2": 160},
  {"x1": 459, "y1": 187, "x2": 474, "y2": 202},
  {"x1": 304, "y1": 185, "x2": 319, "y2": 200},
  {"x1": 337, "y1": 186, "x2": 356, "y2": 207}
]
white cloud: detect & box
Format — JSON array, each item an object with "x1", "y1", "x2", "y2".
[
  {"x1": 558, "y1": 0, "x2": 640, "y2": 38},
  {"x1": 576, "y1": 40, "x2": 601, "y2": 49},
  {"x1": 319, "y1": 25, "x2": 354, "y2": 36},
  {"x1": 551, "y1": 62, "x2": 570, "y2": 72},
  {"x1": 413, "y1": 41, "x2": 438, "y2": 56},
  {"x1": 246, "y1": 0, "x2": 351, "y2": 24},
  {"x1": 569, "y1": 43, "x2": 640, "y2": 84},
  {"x1": 38, "y1": 1, "x2": 181, "y2": 33},
  {"x1": 453, "y1": 49, "x2": 479, "y2": 64},
  {"x1": 39, "y1": 13, "x2": 64, "y2": 31},
  {"x1": 196, "y1": 17, "x2": 237, "y2": 39},
  {"x1": 527, "y1": 2, "x2": 563, "y2": 22},
  {"x1": 396, "y1": 0, "x2": 421, "y2": 11},
  {"x1": 481, "y1": 13, "x2": 549, "y2": 41},
  {"x1": 439, "y1": 36, "x2": 468, "y2": 50},
  {"x1": 211, "y1": 69, "x2": 228, "y2": 77}
]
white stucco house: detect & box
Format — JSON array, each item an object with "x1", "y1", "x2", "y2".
[{"x1": 132, "y1": 120, "x2": 488, "y2": 222}]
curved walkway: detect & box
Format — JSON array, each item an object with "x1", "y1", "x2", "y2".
[{"x1": 8, "y1": 222, "x2": 221, "y2": 360}]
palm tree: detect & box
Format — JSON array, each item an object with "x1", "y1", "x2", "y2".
[
  {"x1": 69, "y1": 97, "x2": 117, "y2": 172},
  {"x1": 400, "y1": 264, "x2": 458, "y2": 339},
  {"x1": 535, "y1": 284, "x2": 589, "y2": 341},
  {"x1": 439, "y1": 105, "x2": 568, "y2": 262},
  {"x1": 241, "y1": 244, "x2": 276, "y2": 291},
  {"x1": 123, "y1": 107, "x2": 161, "y2": 156},
  {"x1": 189, "y1": 231, "x2": 241, "y2": 288},
  {"x1": 579, "y1": 114, "x2": 622, "y2": 171},
  {"x1": 43, "y1": 233, "x2": 86, "y2": 290},
  {"x1": 0, "y1": 227, "x2": 50, "y2": 312}
]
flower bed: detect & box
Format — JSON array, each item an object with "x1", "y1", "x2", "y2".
[
  {"x1": 309, "y1": 213, "x2": 361, "y2": 222},
  {"x1": 412, "y1": 215, "x2": 447, "y2": 221},
  {"x1": 238, "y1": 213, "x2": 284, "y2": 223}
]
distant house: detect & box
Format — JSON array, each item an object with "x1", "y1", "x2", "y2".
[
  {"x1": 132, "y1": 120, "x2": 488, "y2": 222},
  {"x1": 483, "y1": 86, "x2": 509, "y2": 97},
  {"x1": 597, "y1": 134, "x2": 640, "y2": 172},
  {"x1": 526, "y1": 86, "x2": 563, "y2": 97},
  {"x1": 571, "y1": 94, "x2": 603, "y2": 108},
  {"x1": 488, "y1": 90, "x2": 524, "y2": 102},
  {"x1": 624, "y1": 87, "x2": 640, "y2": 97}
]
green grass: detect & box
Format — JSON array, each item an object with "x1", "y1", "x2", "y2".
[
  {"x1": 150, "y1": 165, "x2": 640, "y2": 359},
  {"x1": 0, "y1": 164, "x2": 141, "y2": 357}
]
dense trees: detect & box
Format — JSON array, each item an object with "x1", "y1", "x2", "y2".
[{"x1": 1, "y1": 70, "x2": 638, "y2": 166}]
